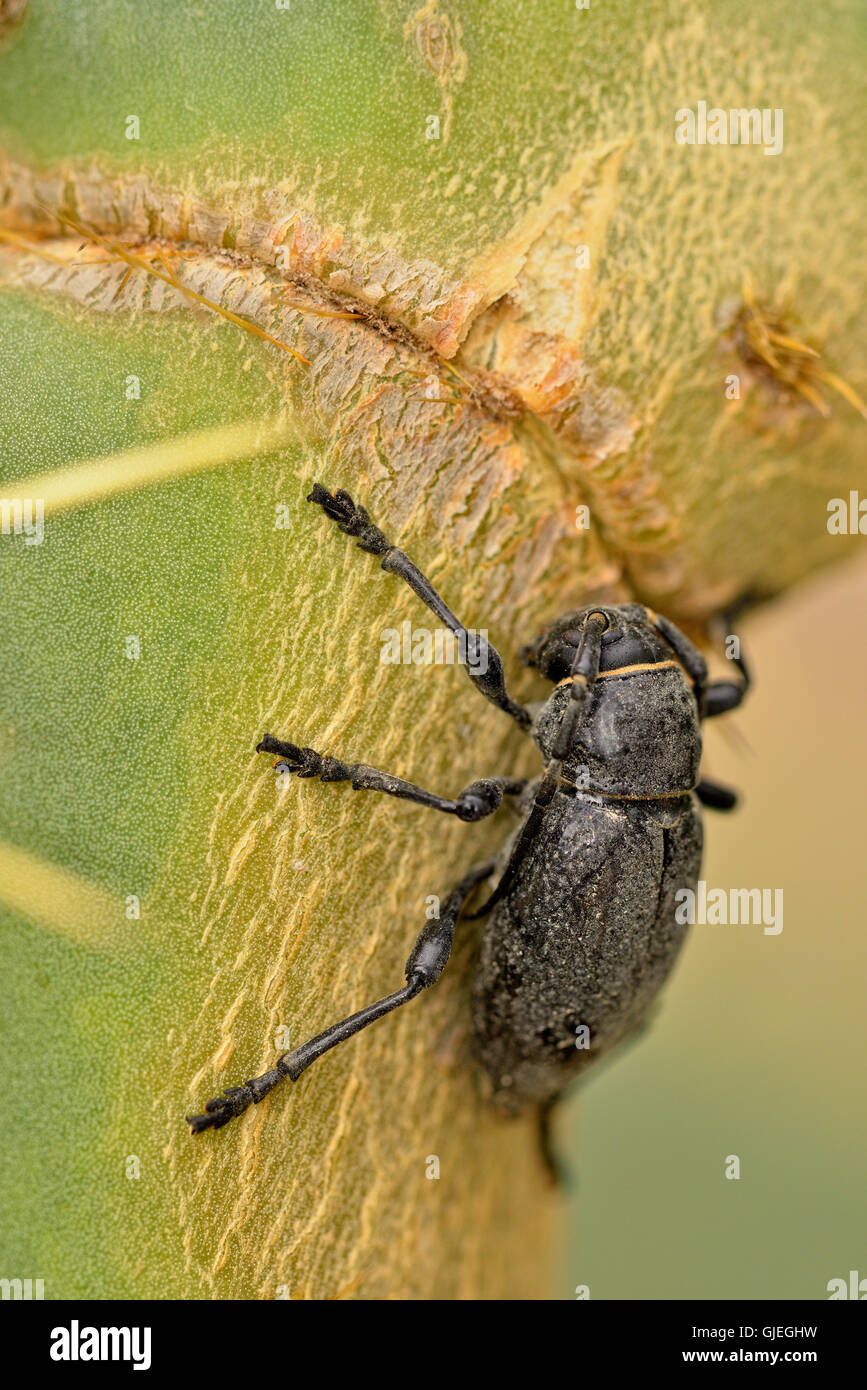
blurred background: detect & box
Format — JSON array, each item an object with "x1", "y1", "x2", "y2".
[{"x1": 562, "y1": 555, "x2": 867, "y2": 1299}]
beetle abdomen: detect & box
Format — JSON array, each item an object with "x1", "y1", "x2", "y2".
[{"x1": 472, "y1": 789, "x2": 703, "y2": 1110}]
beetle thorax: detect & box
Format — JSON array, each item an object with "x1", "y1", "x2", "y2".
[{"x1": 533, "y1": 661, "x2": 703, "y2": 799}]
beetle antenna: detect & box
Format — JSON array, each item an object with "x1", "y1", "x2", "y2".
[{"x1": 467, "y1": 613, "x2": 606, "y2": 917}]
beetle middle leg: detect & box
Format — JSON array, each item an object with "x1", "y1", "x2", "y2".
[
  {"x1": 696, "y1": 777, "x2": 739, "y2": 811},
  {"x1": 257, "y1": 733, "x2": 527, "y2": 822},
  {"x1": 186, "y1": 859, "x2": 496, "y2": 1134}
]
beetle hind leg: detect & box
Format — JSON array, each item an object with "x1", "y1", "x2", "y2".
[
  {"x1": 186, "y1": 859, "x2": 496, "y2": 1134},
  {"x1": 536, "y1": 1099, "x2": 573, "y2": 1189}
]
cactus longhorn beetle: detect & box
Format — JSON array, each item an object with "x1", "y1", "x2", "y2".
[{"x1": 187, "y1": 483, "x2": 750, "y2": 1164}]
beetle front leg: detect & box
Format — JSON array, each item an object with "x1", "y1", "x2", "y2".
[
  {"x1": 307, "y1": 483, "x2": 532, "y2": 730},
  {"x1": 257, "y1": 733, "x2": 526, "y2": 822}
]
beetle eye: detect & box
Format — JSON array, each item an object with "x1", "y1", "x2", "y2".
[{"x1": 601, "y1": 627, "x2": 623, "y2": 646}]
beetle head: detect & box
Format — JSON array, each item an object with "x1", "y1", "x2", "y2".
[{"x1": 521, "y1": 603, "x2": 671, "y2": 683}]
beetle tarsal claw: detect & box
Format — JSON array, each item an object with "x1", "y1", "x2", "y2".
[{"x1": 186, "y1": 1083, "x2": 255, "y2": 1134}]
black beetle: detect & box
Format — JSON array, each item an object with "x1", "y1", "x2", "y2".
[{"x1": 187, "y1": 485, "x2": 750, "y2": 1162}]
